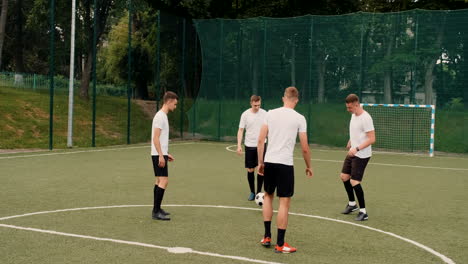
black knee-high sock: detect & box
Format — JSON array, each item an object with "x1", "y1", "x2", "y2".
[
  {"x1": 257, "y1": 175, "x2": 264, "y2": 194},
  {"x1": 247, "y1": 171, "x2": 255, "y2": 193},
  {"x1": 153, "y1": 185, "x2": 159, "y2": 212},
  {"x1": 353, "y1": 184, "x2": 365, "y2": 209},
  {"x1": 155, "y1": 186, "x2": 166, "y2": 212},
  {"x1": 343, "y1": 180, "x2": 355, "y2": 202},
  {"x1": 264, "y1": 221, "x2": 271, "y2": 238},
  {"x1": 277, "y1": 229, "x2": 286, "y2": 247}
]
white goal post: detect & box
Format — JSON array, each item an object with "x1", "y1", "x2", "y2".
[{"x1": 361, "y1": 103, "x2": 435, "y2": 157}]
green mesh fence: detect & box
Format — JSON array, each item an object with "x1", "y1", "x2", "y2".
[
  {"x1": 0, "y1": 6, "x2": 201, "y2": 150},
  {"x1": 0, "y1": 2, "x2": 152, "y2": 149},
  {"x1": 189, "y1": 9, "x2": 468, "y2": 153},
  {"x1": 0, "y1": 72, "x2": 128, "y2": 96},
  {"x1": 0, "y1": 8, "x2": 467, "y2": 153},
  {"x1": 158, "y1": 12, "x2": 200, "y2": 140}
]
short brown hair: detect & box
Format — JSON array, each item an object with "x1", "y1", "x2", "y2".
[
  {"x1": 163, "y1": 91, "x2": 178, "y2": 103},
  {"x1": 250, "y1": 95, "x2": 261, "y2": 102},
  {"x1": 345, "y1": 94, "x2": 359, "y2": 103},
  {"x1": 284, "y1": 87, "x2": 299, "y2": 99}
]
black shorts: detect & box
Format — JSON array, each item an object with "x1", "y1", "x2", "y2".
[
  {"x1": 341, "y1": 156, "x2": 370, "y2": 182},
  {"x1": 263, "y1": 162, "x2": 294, "y2": 197},
  {"x1": 152, "y1": 155, "x2": 169, "y2": 177},
  {"x1": 244, "y1": 144, "x2": 267, "y2": 169}
]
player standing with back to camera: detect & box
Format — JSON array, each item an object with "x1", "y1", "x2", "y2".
[
  {"x1": 340, "y1": 94, "x2": 375, "y2": 221},
  {"x1": 237, "y1": 95, "x2": 268, "y2": 201},
  {"x1": 151, "y1": 91, "x2": 178, "y2": 221},
  {"x1": 257, "y1": 87, "x2": 313, "y2": 253}
]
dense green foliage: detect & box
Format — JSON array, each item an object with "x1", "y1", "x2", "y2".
[{"x1": 1, "y1": 0, "x2": 468, "y2": 100}]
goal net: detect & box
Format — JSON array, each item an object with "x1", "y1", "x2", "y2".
[{"x1": 361, "y1": 104, "x2": 435, "y2": 156}]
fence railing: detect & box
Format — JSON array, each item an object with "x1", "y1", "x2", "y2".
[{"x1": 0, "y1": 72, "x2": 128, "y2": 97}]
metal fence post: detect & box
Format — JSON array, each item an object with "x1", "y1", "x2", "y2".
[
  {"x1": 180, "y1": 17, "x2": 186, "y2": 139},
  {"x1": 217, "y1": 19, "x2": 224, "y2": 141},
  {"x1": 91, "y1": 0, "x2": 98, "y2": 147},
  {"x1": 308, "y1": 16, "x2": 314, "y2": 144},
  {"x1": 48, "y1": 0, "x2": 55, "y2": 150},
  {"x1": 127, "y1": 0, "x2": 133, "y2": 145}
]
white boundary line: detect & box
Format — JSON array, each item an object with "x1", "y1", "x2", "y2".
[
  {"x1": 0, "y1": 142, "x2": 196, "y2": 160},
  {"x1": 2, "y1": 141, "x2": 467, "y2": 161},
  {"x1": 0, "y1": 142, "x2": 236, "y2": 160},
  {"x1": 0, "y1": 223, "x2": 283, "y2": 264},
  {"x1": 301, "y1": 146, "x2": 468, "y2": 160},
  {"x1": 306, "y1": 158, "x2": 468, "y2": 171},
  {"x1": 0, "y1": 205, "x2": 148, "y2": 221},
  {"x1": 225, "y1": 145, "x2": 468, "y2": 171},
  {"x1": 0, "y1": 204, "x2": 455, "y2": 264},
  {"x1": 0, "y1": 146, "x2": 148, "y2": 159}
]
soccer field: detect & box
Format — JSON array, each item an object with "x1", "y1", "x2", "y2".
[{"x1": 1, "y1": 141, "x2": 467, "y2": 264}]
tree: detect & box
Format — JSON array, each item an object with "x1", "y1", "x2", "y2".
[
  {"x1": 3, "y1": 0, "x2": 72, "y2": 75},
  {"x1": 366, "y1": 13, "x2": 400, "y2": 103},
  {"x1": 413, "y1": 11, "x2": 446, "y2": 104},
  {"x1": 79, "y1": 0, "x2": 117, "y2": 99},
  {"x1": 462, "y1": 20, "x2": 468, "y2": 108},
  {"x1": 98, "y1": 14, "x2": 128, "y2": 85},
  {"x1": 0, "y1": 0, "x2": 8, "y2": 70},
  {"x1": 99, "y1": 9, "x2": 154, "y2": 99},
  {"x1": 310, "y1": 15, "x2": 361, "y2": 103},
  {"x1": 13, "y1": 0, "x2": 25, "y2": 72}
]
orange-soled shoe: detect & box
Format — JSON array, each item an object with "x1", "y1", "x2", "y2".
[
  {"x1": 274, "y1": 242, "x2": 296, "y2": 253},
  {"x1": 260, "y1": 237, "x2": 271, "y2": 247}
]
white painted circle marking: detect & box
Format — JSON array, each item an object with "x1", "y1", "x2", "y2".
[
  {"x1": 167, "y1": 247, "x2": 193, "y2": 254},
  {"x1": 0, "y1": 204, "x2": 455, "y2": 264},
  {"x1": 0, "y1": 142, "x2": 461, "y2": 263}
]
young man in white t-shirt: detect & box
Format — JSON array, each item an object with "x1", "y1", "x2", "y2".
[
  {"x1": 340, "y1": 94, "x2": 375, "y2": 221},
  {"x1": 151, "y1": 91, "x2": 178, "y2": 221},
  {"x1": 257, "y1": 87, "x2": 313, "y2": 253},
  {"x1": 237, "y1": 95, "x2": 268, "y2": 201}
]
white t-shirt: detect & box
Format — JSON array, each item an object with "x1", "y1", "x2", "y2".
[
  {"x1": 151, "y1": 110, "x2": 169, "y2": 156},
  {"x1": 349, "y1": 111, "x2": 374, "y2": 158},
  {"x1": 264, "y1": 107, "x2": 307, "y2": 166},
  {"x1": 239, "y1": 108, "x2": 267, "y2": 147}
]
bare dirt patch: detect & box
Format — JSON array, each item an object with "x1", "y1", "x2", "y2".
[
  {"x1": 4, "y1": 124, "x2": 24, "y2": 137},
  {"x1": 4, "y1": 113, "x2": 14, "y2": 122},
  {"x1": 19, "y1": 101, "x2": 50, "y2": 120},
  {"x1": 96, "y1": 125, "x2": 121, "y2": 139},
  {"x1": 29, "y1": 125, "x2": 41, "y2": 138},
  {"x1": 134, "y1": 100, "x2": 156, "y2": 119}
]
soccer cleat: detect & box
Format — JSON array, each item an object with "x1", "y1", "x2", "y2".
[
  {"x1": 248, "y1": 192, "x2": 255, "y2": 201},
  {"x1": 159, "y1": 208, "x2": 170, "y2": 216},
  {"x1": 355, "y1": 212, "x2": 368, "y2": 221},
  {"x1": 152, "y1": 210, "x2": 171, "y2": 221},
  {"x1": 274, "y1": 242, "x2": 297, "y2": 253},
  {"x1": 260, "y1": 237, "x2": 271, "y2": 247},
  {"x1": 341, "y1": 204, "x2": 359, "y2": 214}
]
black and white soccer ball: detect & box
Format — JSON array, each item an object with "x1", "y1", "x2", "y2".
[{"x1": 255, "y1": 192, "x2": 265, "y2": 206}]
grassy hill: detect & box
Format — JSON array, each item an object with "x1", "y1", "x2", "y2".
[
  {"x1": 0, "y1": 87, "x2": 153, "y2": 149},
  {"x1": 1, "y1": 86, "x2": 467, "y2": 153}
]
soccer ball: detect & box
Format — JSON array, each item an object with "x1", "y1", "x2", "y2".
[{"x1": 255, "y1": 192, "x2": 265, "y2": 206}]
